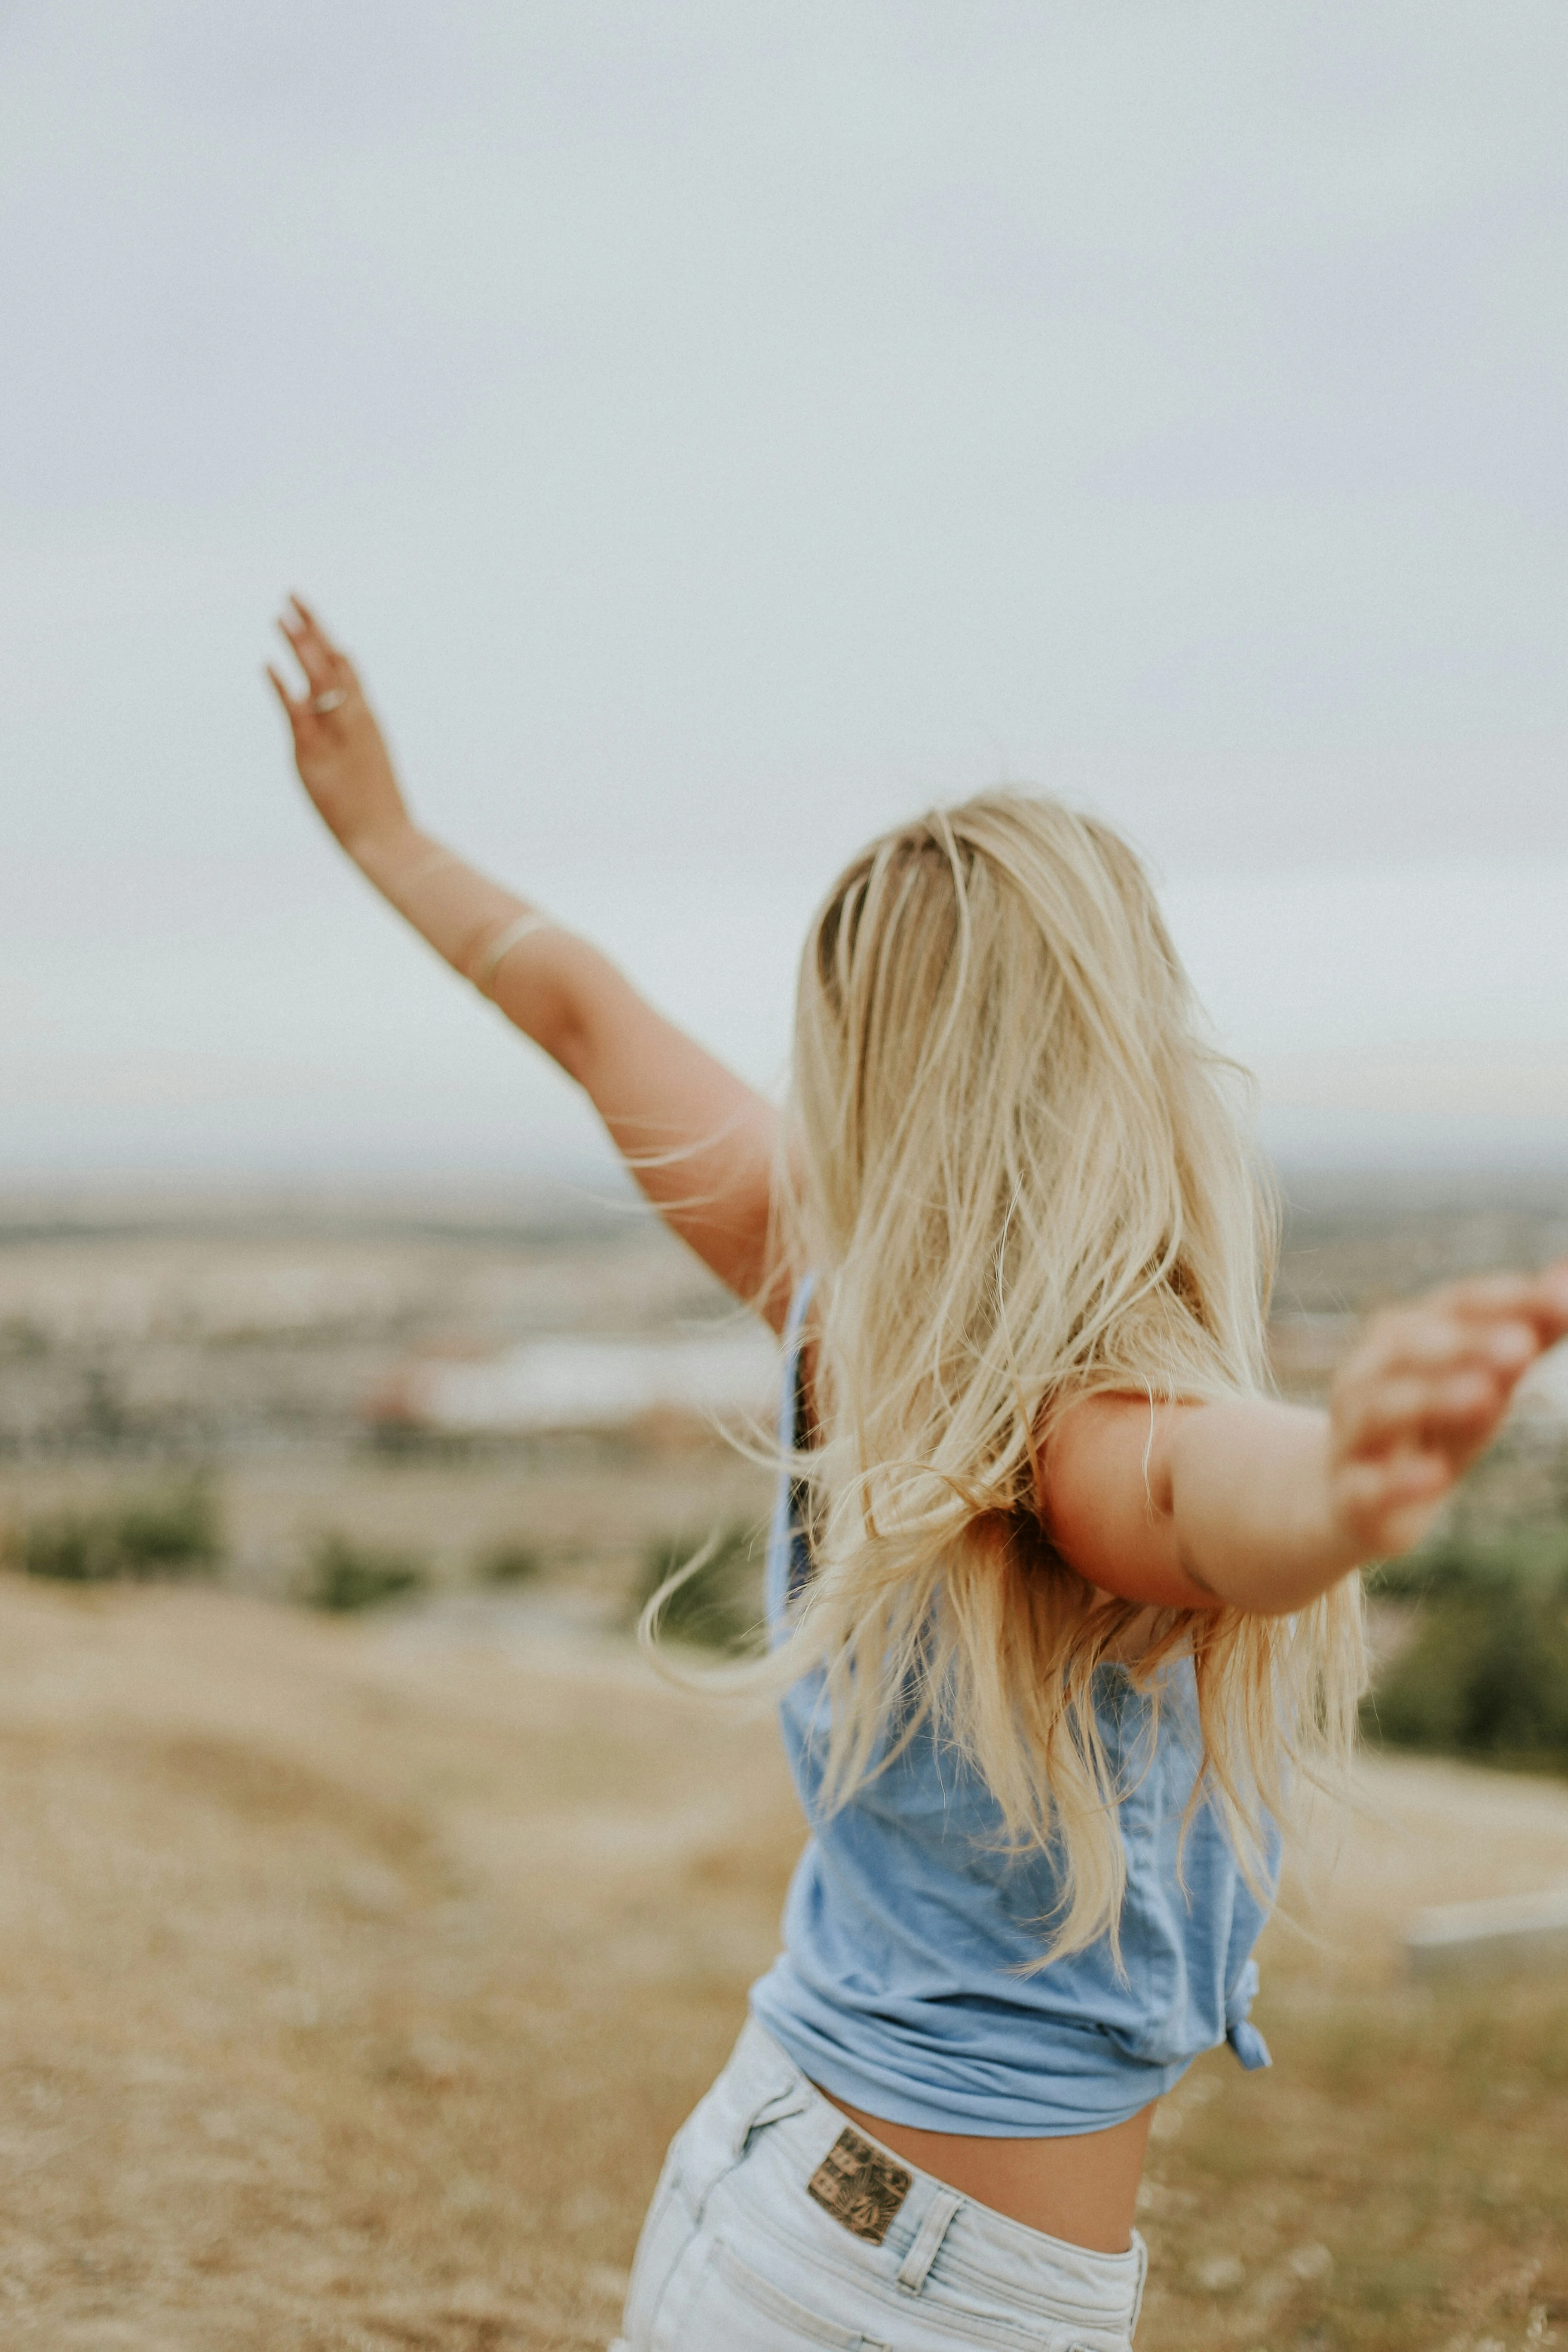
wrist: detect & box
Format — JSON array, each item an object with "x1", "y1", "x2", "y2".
[
  {"x1": 1171, "y1": 1403, "x2": 1363, "y2": 1611},
  {"x1": 1287, "y1": 1416, "x2": 1365, "y2": 1581},
  {"x1": 349, "y1": 820, "x2": 433, "y2": 891}
]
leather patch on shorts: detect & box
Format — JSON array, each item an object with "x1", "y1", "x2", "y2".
[{"x1": 806, "y1": 2126, "x2": 912, "y2": 2245}]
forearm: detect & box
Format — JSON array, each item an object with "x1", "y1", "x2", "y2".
[
  {"x1": 351, "y1": 821, "x2": 711, "y2": 1112},
  {"x1": 1053, "y1": 1268, "x2": 1568, "y2": 1615},
  {"x1": 1160, "y1": 1399, "x2": 1361, "y2": 1613},
  {"x1": 269, "y1": 600, "x2": 782, "y2": 1310},
  {"x1": 351, "y1": 820, "x2": 558, "y2": 1010},
  {"x1": 349, "y1": 822, "x2": 782, "y2": 1309},
  {"x1": 1045, "y1": 1274, "x2": 1568, "y2": 1616}
]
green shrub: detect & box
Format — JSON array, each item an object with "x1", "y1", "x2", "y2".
[
  {"x1": 1366, "y1": 1540, "x2": 1568, "y2": 1766},
  {"x1": 631, "y1": 1523, "x2": 766, "y2": 1655},
  {"x1": 475, "y1": 1541, "x2": 542, "y2": 1587},
  {"x1": 10, "y1": 1480, "x2": 222, "y2": 1583},
  {"x1": 12, "y1": 1513, "x2": 122, "y2": 1583},
  {"x1": 110, "y1": 1482, "x2": 222, "y2": 1571},
  {"x1": 1366, "y1": 1529, "x2": 1568, "y2": 1602},
  {"x1": 302, "y1": 1533, "x2": 426, "y2": 1614}
]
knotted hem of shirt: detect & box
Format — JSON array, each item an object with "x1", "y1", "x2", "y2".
[
  {"x1": 1226, "y1": 2016, "x2": 1271, "y2": 2070},
  {"x1": 1224, "y1": 1957, "x2": 1271, "y2": 2070}
]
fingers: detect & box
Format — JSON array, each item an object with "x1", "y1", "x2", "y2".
[
  {"x1": 1329, "y1": 1265, "x2": 1568, "y2": 1560},
  {"x1": 1424, "y1": 1266, "x2": 1568, "y2": 1347},
  {"x1": 1335, "y1": 1448, "x2": 1449, "y2": 1524},
  {"x1": 1343, "y1": 1313, "x2": 1494, "y2": 1441},
  {"x1": 288, "y1": 591, "x2": 332, "y2": 646},
  {"x1": 276, "y1": 613, "x2": 334, "y2": 696},
  {"x1": 275, "y1": 592, "x2": 355, "y2": 706},
  {"x1": 1340, "y1": 1271, "x2": 1568, "y2": 1428},
  {"x1": 1334, "y1": 1449, "x2": 1454, "y2": 1561},
  {"x1": 286, "y1": 592, "x2": 340, "y2": 676},
  {"x1": 264, "y1": 664, "x2": 306, "y2": 724},
  {"x1": 1334, "y1": 1357, "x2": 1507, "y2": 1458}
]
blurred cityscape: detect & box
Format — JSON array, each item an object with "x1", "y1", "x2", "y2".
[{"x1": 3, "y1": 1169, "x2": 1568, "y2": 1611}]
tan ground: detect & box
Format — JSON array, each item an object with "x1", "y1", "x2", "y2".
[{"x1": 1, "y1": 1575, "x2": 1566, "y2": 2352}]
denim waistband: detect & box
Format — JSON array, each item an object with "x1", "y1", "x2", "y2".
[{"x1": 676, "y1": 2017, "x2": 1148, "y2": 2344}]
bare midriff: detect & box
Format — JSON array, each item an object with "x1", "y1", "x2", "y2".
[{"x1": 812, "y1": 2088, "x2": 1155, "y2": 2254}]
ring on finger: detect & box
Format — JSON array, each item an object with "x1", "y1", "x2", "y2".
[{"x1": 309, "y1": 688, "x2": 349, "y2": 715}]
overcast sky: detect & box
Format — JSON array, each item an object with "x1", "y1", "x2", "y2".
[{"x1": 3, "y1": 3, "x2": 1567, "y2": 1183}]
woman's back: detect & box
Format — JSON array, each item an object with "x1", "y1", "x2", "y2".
[{"x1": 750, "y1": 1291, "x2": 1276, "y2": 2147}]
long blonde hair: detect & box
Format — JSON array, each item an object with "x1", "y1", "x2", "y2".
[{"x1": 658, "y1": 791, "x2": 1364, "y2": 1960}]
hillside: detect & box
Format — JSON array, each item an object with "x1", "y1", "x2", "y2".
[{"x1": 0, "y1": 1575, "x2": 1565, "y2": 2349}]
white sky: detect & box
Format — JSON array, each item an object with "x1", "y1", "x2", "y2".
[{"x1": 3, "y1": 3, "x2": 1567, "y2": 1181}]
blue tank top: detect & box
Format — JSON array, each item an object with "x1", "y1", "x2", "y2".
[{"x1": 748, "y1": 1283, "x2": 1277, "y2": 2137}]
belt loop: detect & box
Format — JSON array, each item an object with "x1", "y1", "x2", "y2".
[
  {"x1": 1127, "y1": 2228, "x2": 1149, "y2": 2338},
  {"x1": 735, "y1": 2081, "x2": 809, "y2": 2159},
  {"x1": 678, "y1": 2051, "x2": 805, "y2": 2220},
  {"x1": 895, "y1": 2185, "x2": 962, "y2": 2292}
]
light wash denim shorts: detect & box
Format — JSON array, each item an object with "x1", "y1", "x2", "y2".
[{"x1": 612, "y1": 2018, "x2": 1148, "y2": 2351}]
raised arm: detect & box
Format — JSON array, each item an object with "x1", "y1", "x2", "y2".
[
  {"x1": 267, "y1": 597, "x2": 784, "y2": 1320},
  {"x1": 1041, "y1": 1269, "x2": 1568, "y2": 1613}
]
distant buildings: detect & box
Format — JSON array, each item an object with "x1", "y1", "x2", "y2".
[{"x1": 364, "y1": 1326, "x2": 781, "y2": 1444}]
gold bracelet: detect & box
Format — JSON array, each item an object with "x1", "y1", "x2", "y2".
[{"x1": 473, "y1": 912, "x2": 554, "y2": 995}]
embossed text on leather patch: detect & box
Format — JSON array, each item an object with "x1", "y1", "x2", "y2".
[{"x1": 806, "y1": 2126, "x2": 912, "y2": 2245}]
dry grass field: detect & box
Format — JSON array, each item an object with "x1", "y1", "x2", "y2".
[
  {"x1": 0, "y1": 1573, "x2": 1566, "y2": 2352},
  {"x1": 3, "y1": 1182, "x2": 1568, "y2": 2349}
]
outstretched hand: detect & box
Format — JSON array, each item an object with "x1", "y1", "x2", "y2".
[
  {"x1": 1329, "y1": 1268, "x2": 1568, "y2": 1561},
  {"x1": 266, "y1": 595, "x2": 409, "y2": 854}
]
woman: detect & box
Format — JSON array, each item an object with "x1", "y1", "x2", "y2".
[{"x1": 270, "y1": 597, "x2": 1568, "y2": 2350}]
